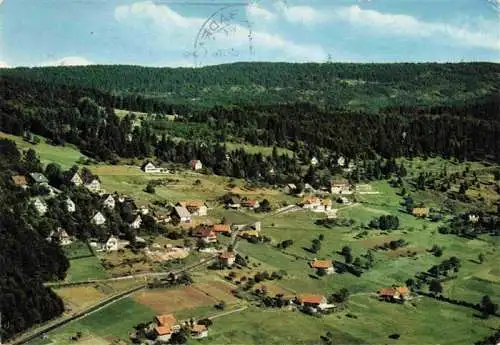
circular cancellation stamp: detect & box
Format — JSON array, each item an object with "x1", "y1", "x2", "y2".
[{"x1": 184, "y1": 4, "x2": 255, "y2": 67}]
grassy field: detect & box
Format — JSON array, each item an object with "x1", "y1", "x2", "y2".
[
  {"x1": 64, "y1": 256, "x2": 108, "y2": 282},
  {"x1": 0, "y1": 131, "x2": 86, "y2": 169},
  {"x1": 62, "y1": 241, "x2": 93, "y2": 259}
]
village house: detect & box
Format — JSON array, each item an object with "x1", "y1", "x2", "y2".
[
  {"x1": 141, "y1": 161, "x2": 168, "y2": 174},
  {"x1": 378, "y1": 286, "x2": 411, "y2": 302},
  {"x1": 31, "y1": 197, "x2": 48, "y2": 215},
  {"x1": 330, "y1": 178, "x2": 352, "y2": 195},
  {"x1": 310, "y1": 157, "x2": 319, "y2": 166},
  {"x1": 217, "y1": 251, "x2": 235, "y2": 267},
  {"x1": 194, "y1": 227, "x2": 217, "y2": 244},
  {"x1": 310, "y1": 259, "x2": 335, "y2": 275},
  {"x1": 412, "y1": 207, "x2": 429, "y2": 217},
  {"x1": 296, "y1": 294, "x2": 335, "y2": 313},
  {"x1": 28, "y1": 172, "x2": 49, "y2": 185},
  {"x1": 153, "y1": 210, "x2": 171, "y2": 224},
  {"x1": 190, "y1": 324, "x2": 208, "y2": 339},
  {"x1": 130, "y1": 215, "x2": 142, "y2": 229},
  {"x1": 47, "y1": 228, "x2": 73, "y2": 246},
  {"x1": 337, "y1": 156, "x2": 346, "y2": 167},
  {"x1": 469, "y1": 214, "x2": 480, "y2": 223},
  {"x1": 172, "y1": 206, "x2": 191, "y2": 223},
  {"x1": 300, "y1": 196, "x2": 322, "y2": 210},
  {"x1": 321, "y1": 199, "x2": 332, "y2": 211},
  {"x1": 242, "y1": 199, "x2": 260, "y2": 209},
  {"x1": 178, "y1": 200, "x2": 207, "y2": 216},
  {"x1": 138, "y1": 205, "x2": 149, "y2": 215},
  {"x1": 153, "y1": 314, "x2": 180, "y2": 342},
  {"x1": 91, "y1": 211, "x2": 106, "y2": 226},
  {"x1": 227, "y1": 196, "x2": 241, "y2": 209},
  {"x1": 66, "y1": 198, "x2": 76, "y2": 213},
  {"x1": 12, "y1": 175, "x2": 28, "y2": 189},
  {"x1": 102, "y1": 194, "x2": 116, "y2": 210},
  {"x1": 211, "y1": 223, "x2": 232, "y2": 235},
  {"x1": 284, "y1": 183, "x2": 297, "y2": 195},
  {"x1": 69, "y1": 171, "x2": 83, "y2": 186},
  {"x1": 190, "y1": 159, "x2": 203, "y2": 170},
  {"x1": 105, "y1": 236, "x2": 119, "y2": 251},
  {"x1": 84, "y1": 177, "x2": 101, "y2": 193}
]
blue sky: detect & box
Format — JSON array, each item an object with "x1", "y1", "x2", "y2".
[{"x1": 0, "y1": 0, "x2": 498, "y2": 67}]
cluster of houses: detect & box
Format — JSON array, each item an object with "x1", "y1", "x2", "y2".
[{"x1": 190, "y1": 221, "x2": 262, "y2": 247}]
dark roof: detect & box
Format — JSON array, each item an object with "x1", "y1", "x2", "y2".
[{"x1": 29, "y1": 172, "x2": 48, "y2": 183}]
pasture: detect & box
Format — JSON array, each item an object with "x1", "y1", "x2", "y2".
[
  {"x1": 0, "y1": 131, "x2": 86, "y2": 169},
  {"x1": 65, "y1": 256, "x2": 108, "y2": 282}
]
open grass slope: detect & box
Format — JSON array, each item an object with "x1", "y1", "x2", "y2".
[{"x1": 0, "y1": 131, "x2": 86, "y2": 169}]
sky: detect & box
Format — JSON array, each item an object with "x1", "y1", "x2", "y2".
[{"x1": 0, "y1": 0, "x2": 499, "y2": 68}]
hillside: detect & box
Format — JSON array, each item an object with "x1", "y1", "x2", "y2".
[{"x1": 2, "y1": 62, "x2": 499, "y2": 111}]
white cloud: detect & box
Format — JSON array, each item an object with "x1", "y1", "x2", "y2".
[
  {"x1": 247, "y1": 3, "x2": 277, "y2": 22},
  {"x1": 274, "y1": 2, "x2": 327, "y2": 24},
  {"x1": 114, "y1": 1, "x2": 326, "y2": 64},
  {"x1": 0, "y1": 61, "x2": 9, "y2": 68},
  {"x1": 40, "y1": 56, "x2": 93, "y2": 67},
  {"x1": 276, "y1": 4, "x2": 500, "y2": 51}
]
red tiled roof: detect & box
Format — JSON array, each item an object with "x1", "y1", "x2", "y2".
[
  {"x1": 378, "y1": 288, "x2": 396, "y2": 297},
  {"x1": 212, "y1": 224, "x2": 231, "y2": 233},
  {"x1": 195, "y1": 228, "x2": 216, "y2": 238},
  {"x1": 311, "y1": 260, "x2": 332, "y2": 269},
  {"x1": 299, "y1": 294, "x2": 325, "y2": 305},
  {"x1": 155, "y1": 326, "x2": 172, "y2": 336},
  {"x1": 242, "y1": 200, "x2": 257, "y2": 207}
]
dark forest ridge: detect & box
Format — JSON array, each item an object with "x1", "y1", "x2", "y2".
[{"x1": 2, "y1": 62, "x2": 499, "y2": 110}]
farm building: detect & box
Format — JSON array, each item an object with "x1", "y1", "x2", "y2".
[
  {"x1": 412, "y1": 207, "x2": 429, "y2": 217},
  {"x1": 190, "y1": 160, "x2": 203, "y2": 170},
  {"x1": 141, "y1": 161, "x2": 168, "y2": 174},
  {"x1": 310, "y1": 259, "x2": 335, "y2": 275},
  {"x1": 172, "y1": 206, "x2": 192, "y2": 223},
  {"x1": 378, "y1": 286, "x2": 411, "y2": 302},
  {"x1": 330, "y1": 178, "x2": 352, "y2": 195},
  {"x1": 242, "y1": 199, "x2": 260, "y2": 209},
  {"x1": 226, "y1": 196, "x2": 241, "y2": 209},
  {"x1": 178, "y1": 200, "x2": 207, "y2": 216},
  {"x1": 11, "y1": 175, "x2": 28, "y2": 189},
  {"x1": 153, "y1": 314, "x2": 180, "y2": 342},
  {"x1": 153, "y1": 210, "x2": 171, "y2": 223},
  {"x1": 217, "y1": 251, "x2": 235, "y2": 267},
  {"x1": 296, "y1": 294, "x2": 335, "y2": 313},
  {"x1": 191, "y1": 324, "x2": 208, "y2": 339}
]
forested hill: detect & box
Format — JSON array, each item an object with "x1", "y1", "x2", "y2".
[{"x1": 1, "y1": 62, "x2": 499, "y2": 111}]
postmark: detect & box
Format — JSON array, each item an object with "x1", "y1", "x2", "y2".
[{"x1": 184, "y1": 2, "x2": 255, "y2": 67}]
